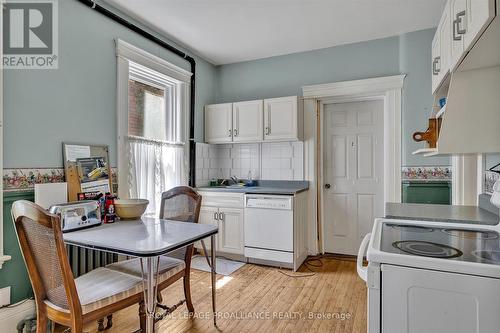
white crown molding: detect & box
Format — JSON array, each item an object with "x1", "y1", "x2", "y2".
[
  {"x1": 302, "y1": 74, "x2": 406, "y2": 99},
  {"x1": 115, "y1": 39, "x2": 192, "y2": 83}
]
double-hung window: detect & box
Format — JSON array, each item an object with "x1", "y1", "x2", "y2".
[{"x1": 116, "y1": 40, "x2": 191, "y2": 215}]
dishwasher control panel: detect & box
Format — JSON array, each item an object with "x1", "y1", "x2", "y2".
[{"x1": 245, "y1": 195, "x2": 293, "y2": 210}]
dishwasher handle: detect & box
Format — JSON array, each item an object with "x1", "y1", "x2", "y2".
[{"x1": 357, "y1": 233, "x2": 371, "y2": 282}]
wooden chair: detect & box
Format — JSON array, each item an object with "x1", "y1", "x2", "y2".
[
  {"x1": 11, "y1": 200, "x2": 145, "y2": 333},
  {"x1": 106, "y1": 186, "x2": 202, "y2": 328}
]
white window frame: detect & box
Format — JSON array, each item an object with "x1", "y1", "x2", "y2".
[{"x1": 115, "y1": 39, "x2": 192, "y2": 199}]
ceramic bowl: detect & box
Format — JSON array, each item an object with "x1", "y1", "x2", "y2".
[{"x1": 114, "y1": 199, "x2": 149, "y2": 219}]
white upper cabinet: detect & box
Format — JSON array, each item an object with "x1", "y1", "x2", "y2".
[
  {"x1": 205, "y1": 103, "x2": 233, "y2": 143},
  {"x1": 205, "y1": 96, "x2": 302, "y2": 144},
  {"x1": 232, "y1": 100, "x2": 263, "y2": 142},
  {"x1": 463, "y1": 0, "x2": 496, "y2": 49},
  {"x1": 450, "y1": 0, "x2": 467, "y2": 70},
  {"x1": 264, "y1": 96, "x2": 302, "y2": 141},
  {"x1": 432, "y1": 0, "x2": 451, "y2": 93},
  {"x1": 449, "y1": 0, "x2": 495, "y2": 71}
]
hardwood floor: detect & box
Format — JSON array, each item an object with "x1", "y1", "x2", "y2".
[{"x1": 77, "y1": 257, "x2": 367, "y2": 333}]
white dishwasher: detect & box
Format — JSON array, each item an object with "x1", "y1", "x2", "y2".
[{"x1": 244, "y1": 194, "x2": 294, "y2": 266}]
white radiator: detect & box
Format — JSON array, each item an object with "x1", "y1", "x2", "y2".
[
  {"x1": 0, "y1": 299, "x2": 35, "y2": 333},
  {"x1": 66, "y1": 245, "x2": 118, "y2": 277}
]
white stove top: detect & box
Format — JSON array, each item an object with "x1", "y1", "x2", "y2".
[{"x1": 367, "y1": 218, "x2": 500, "y2": 278}]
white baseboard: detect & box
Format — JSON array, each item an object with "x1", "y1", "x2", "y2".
[{"x1": 0, "y1": 299, "x2": 36, "y2": 333}]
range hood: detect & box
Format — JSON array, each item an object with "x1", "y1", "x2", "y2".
[
  {"x1": 436, "y1": 5, "x2": 500, "y2": 155},
  {"x1": 437, "y1": 66, "x2": 500, "y2": 154}
]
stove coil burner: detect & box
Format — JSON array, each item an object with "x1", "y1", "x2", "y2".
[
  {"x1": 389, "y1": 224, "x2": 434, "y2": 233},
  {"x1": 393, "y1": 240, "x2": 463, "y2": 259},
  {"x1": 442, "y1": 229, "x2": 499, "y2": 240},
  {"x1": 471, "y1": 250, "x2": 500, "y2": 264}
]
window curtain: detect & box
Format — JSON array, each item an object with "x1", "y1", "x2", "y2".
[{"x1": 127, "y1": 137, "x2": 186, "y2": 216}]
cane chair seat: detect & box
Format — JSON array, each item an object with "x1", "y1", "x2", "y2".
[
  {"x1": 106, "y1": 257, "x2": 185, "y2": 285},
  {"x1": 45, "y1": 267, "x2": 143, "y2": 314}
]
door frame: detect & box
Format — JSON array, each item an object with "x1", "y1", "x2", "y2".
[{"x1": 302, "y1": 74, "x2": 406, "y2": 254}]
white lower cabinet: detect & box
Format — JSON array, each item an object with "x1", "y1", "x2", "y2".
[
  {"x1": 218, "y1": 208, "x2": 244, "y2": 254},
  {"x1": 197, "y1": 192, "x2": 245, "y2": 256},
  {"x1": 198, "y1": 206, "x2": 220, "y2": 251}
]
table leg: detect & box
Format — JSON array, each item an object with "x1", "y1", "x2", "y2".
[
  {"x1": 211, "y1": 235, "x2": 217, "y2": 326},
  {"x1": 140, "y1": 257, "x2": 159, "y2": 333}
]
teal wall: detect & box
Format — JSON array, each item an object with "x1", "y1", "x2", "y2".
[
  {"x1": 3, "y1": 0, "x2": 217, "y2": 169},
  {"x1": 216, "y1": 29, "x2": 450, "y2": 167},
  {"x1": 216, "y1": 36, "x2": 400, "y2": 102},
  {"x1": 399, "y1": 30, "x2": 450, "y2": 166},
  {"x1": 1, "y1": 192, "x2": 34, "y2": 303}
]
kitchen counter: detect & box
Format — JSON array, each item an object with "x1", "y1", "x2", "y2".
[
  {"x1": 196, "y1": 180, "x2": 309, "y2": 195},
  {"x1": 386, "y1": 202, "x2": 499, "y2": 226}
]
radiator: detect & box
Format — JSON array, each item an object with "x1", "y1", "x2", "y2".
[{"x1": 66, "y1": 245, "x2": 118, "y2": 277}]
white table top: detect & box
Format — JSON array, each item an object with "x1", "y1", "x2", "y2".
[{"x1": 63, "y1": 217, "x2": 218, "y2": 257}]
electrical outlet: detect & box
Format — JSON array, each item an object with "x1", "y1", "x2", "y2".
[{"x1": 0, "y1": 286, "x2": 11, "y2": 307}]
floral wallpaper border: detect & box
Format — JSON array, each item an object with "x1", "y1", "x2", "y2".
[
  {"x1": 402, "y1": 166, "x2": 452, "y2": 181},
  {"x1": 3, "y1": 168, "x2": 117, "y2": 192}
]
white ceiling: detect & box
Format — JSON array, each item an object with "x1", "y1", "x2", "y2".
[{"x1": 105, "y1": 0, "x2": 447, "y2": 65}]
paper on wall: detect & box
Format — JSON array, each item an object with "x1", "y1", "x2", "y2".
[
  {"x1": 80, "y1": 179, "x2": 110, "y2": 194},
  {"x1": 66, "y1": 145, "x2": 90, "y2": 162}
]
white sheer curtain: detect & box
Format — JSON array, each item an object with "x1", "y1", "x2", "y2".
[{"x1": 127, "y1": 137, "x2": 186, "y2": 216}]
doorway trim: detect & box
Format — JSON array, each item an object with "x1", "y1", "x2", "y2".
[{"x1": 302, "y1": 74, "x2": 406, "y2": 254}]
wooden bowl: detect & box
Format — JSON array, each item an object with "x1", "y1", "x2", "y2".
[{"x1": 114, "y1": 199, "x2": 149, "y2": 219}]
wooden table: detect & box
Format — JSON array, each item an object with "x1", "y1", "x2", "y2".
[{"x1": 64, "y1": 217, "x2": 218, "y2": 333}]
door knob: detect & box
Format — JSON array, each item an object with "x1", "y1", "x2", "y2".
[{"x1": 324, "y1": 184, "x2": 331, "y2": 189}]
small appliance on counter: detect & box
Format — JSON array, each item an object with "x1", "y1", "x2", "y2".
[{"x1": 49, "y1": 200, "x2": 101, "y2": 232}]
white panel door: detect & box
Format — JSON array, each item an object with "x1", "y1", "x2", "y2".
[
  {"x1": 233, "y1": 100, "x2": 263, "y2": 142},
  {"x1": 205, "y1": 103, "x2": 233, "y2": 143},
  {"x1": 264, "y1": 96, "x2": 298, "y2": 141},
  {"x1": 464, "y1": 0, "x2": 496, "y2": 50},
  {"x1": 382, "y1": 264, "x2": 500, "y2": 333},
  {"x1": 323, "y1": 100, "x2": 384, "y2": 255},
  {"x1": 198, "y1": 206, "x2": 219, "y2": 251},
  {"x1": 218, "y1": 208, "x2": 244, "y2": 255}
]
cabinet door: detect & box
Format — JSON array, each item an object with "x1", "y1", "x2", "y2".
[
  {"x1": 264, "y1": 96, "x2": 298, "y2": 141},
  {"x1": 198, "y1": 206, "x2": 219, "y2": 251},
  {"x1": 450, "y1": 0, "x2": 466, "y2": 70},
  {"x1": 438, "y1": 1, "x2": 451, "y2": 78},
  {"x1": 464, "y1": 0, "x2": 495, "y2": 50},
  {"x1": 431, "y1": 32, "x2": 442, "y2": 94},
  {"x1": 205, "y1": 103, "x2": 233, "y2": 143},
  {"x1": 233, "y1": 100, "x2": 263, "y2": 142},
  {"x1": 218, "y1": 208, "x2": 244, "y2": 255}
]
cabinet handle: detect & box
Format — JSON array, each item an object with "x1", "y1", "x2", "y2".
[
  {"x1": 456, "y1": 11, "x2": 466, "y2": 35},
  {"x1": 219, "y1": 212, "x2": 224, "y2": 221},
  {"x1": 234, "y1": 129, "x2": 238, "y2": 137},
  {"x1": 265, "y1": 127, "x2": 270, "y2": 135},
  {"x1": 214, "y1": 212, "x2": 219, "y2": 221},
  {"x1": 432, "y1": 58, "x2": 439, "y2": 75},
  {"x1": 453, "y1": 18, "x2": 462, "y2": 41},
  {"x1": 435, "y1": 56, "x2": 440, "y2": 74},
  {"x1": 228, "y1": 129, "x2": 232, "y2": 137}
]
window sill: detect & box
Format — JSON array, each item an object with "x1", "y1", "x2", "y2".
[{"x1": 0, "y1": 255, "x2": 12, "y2": 269}]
